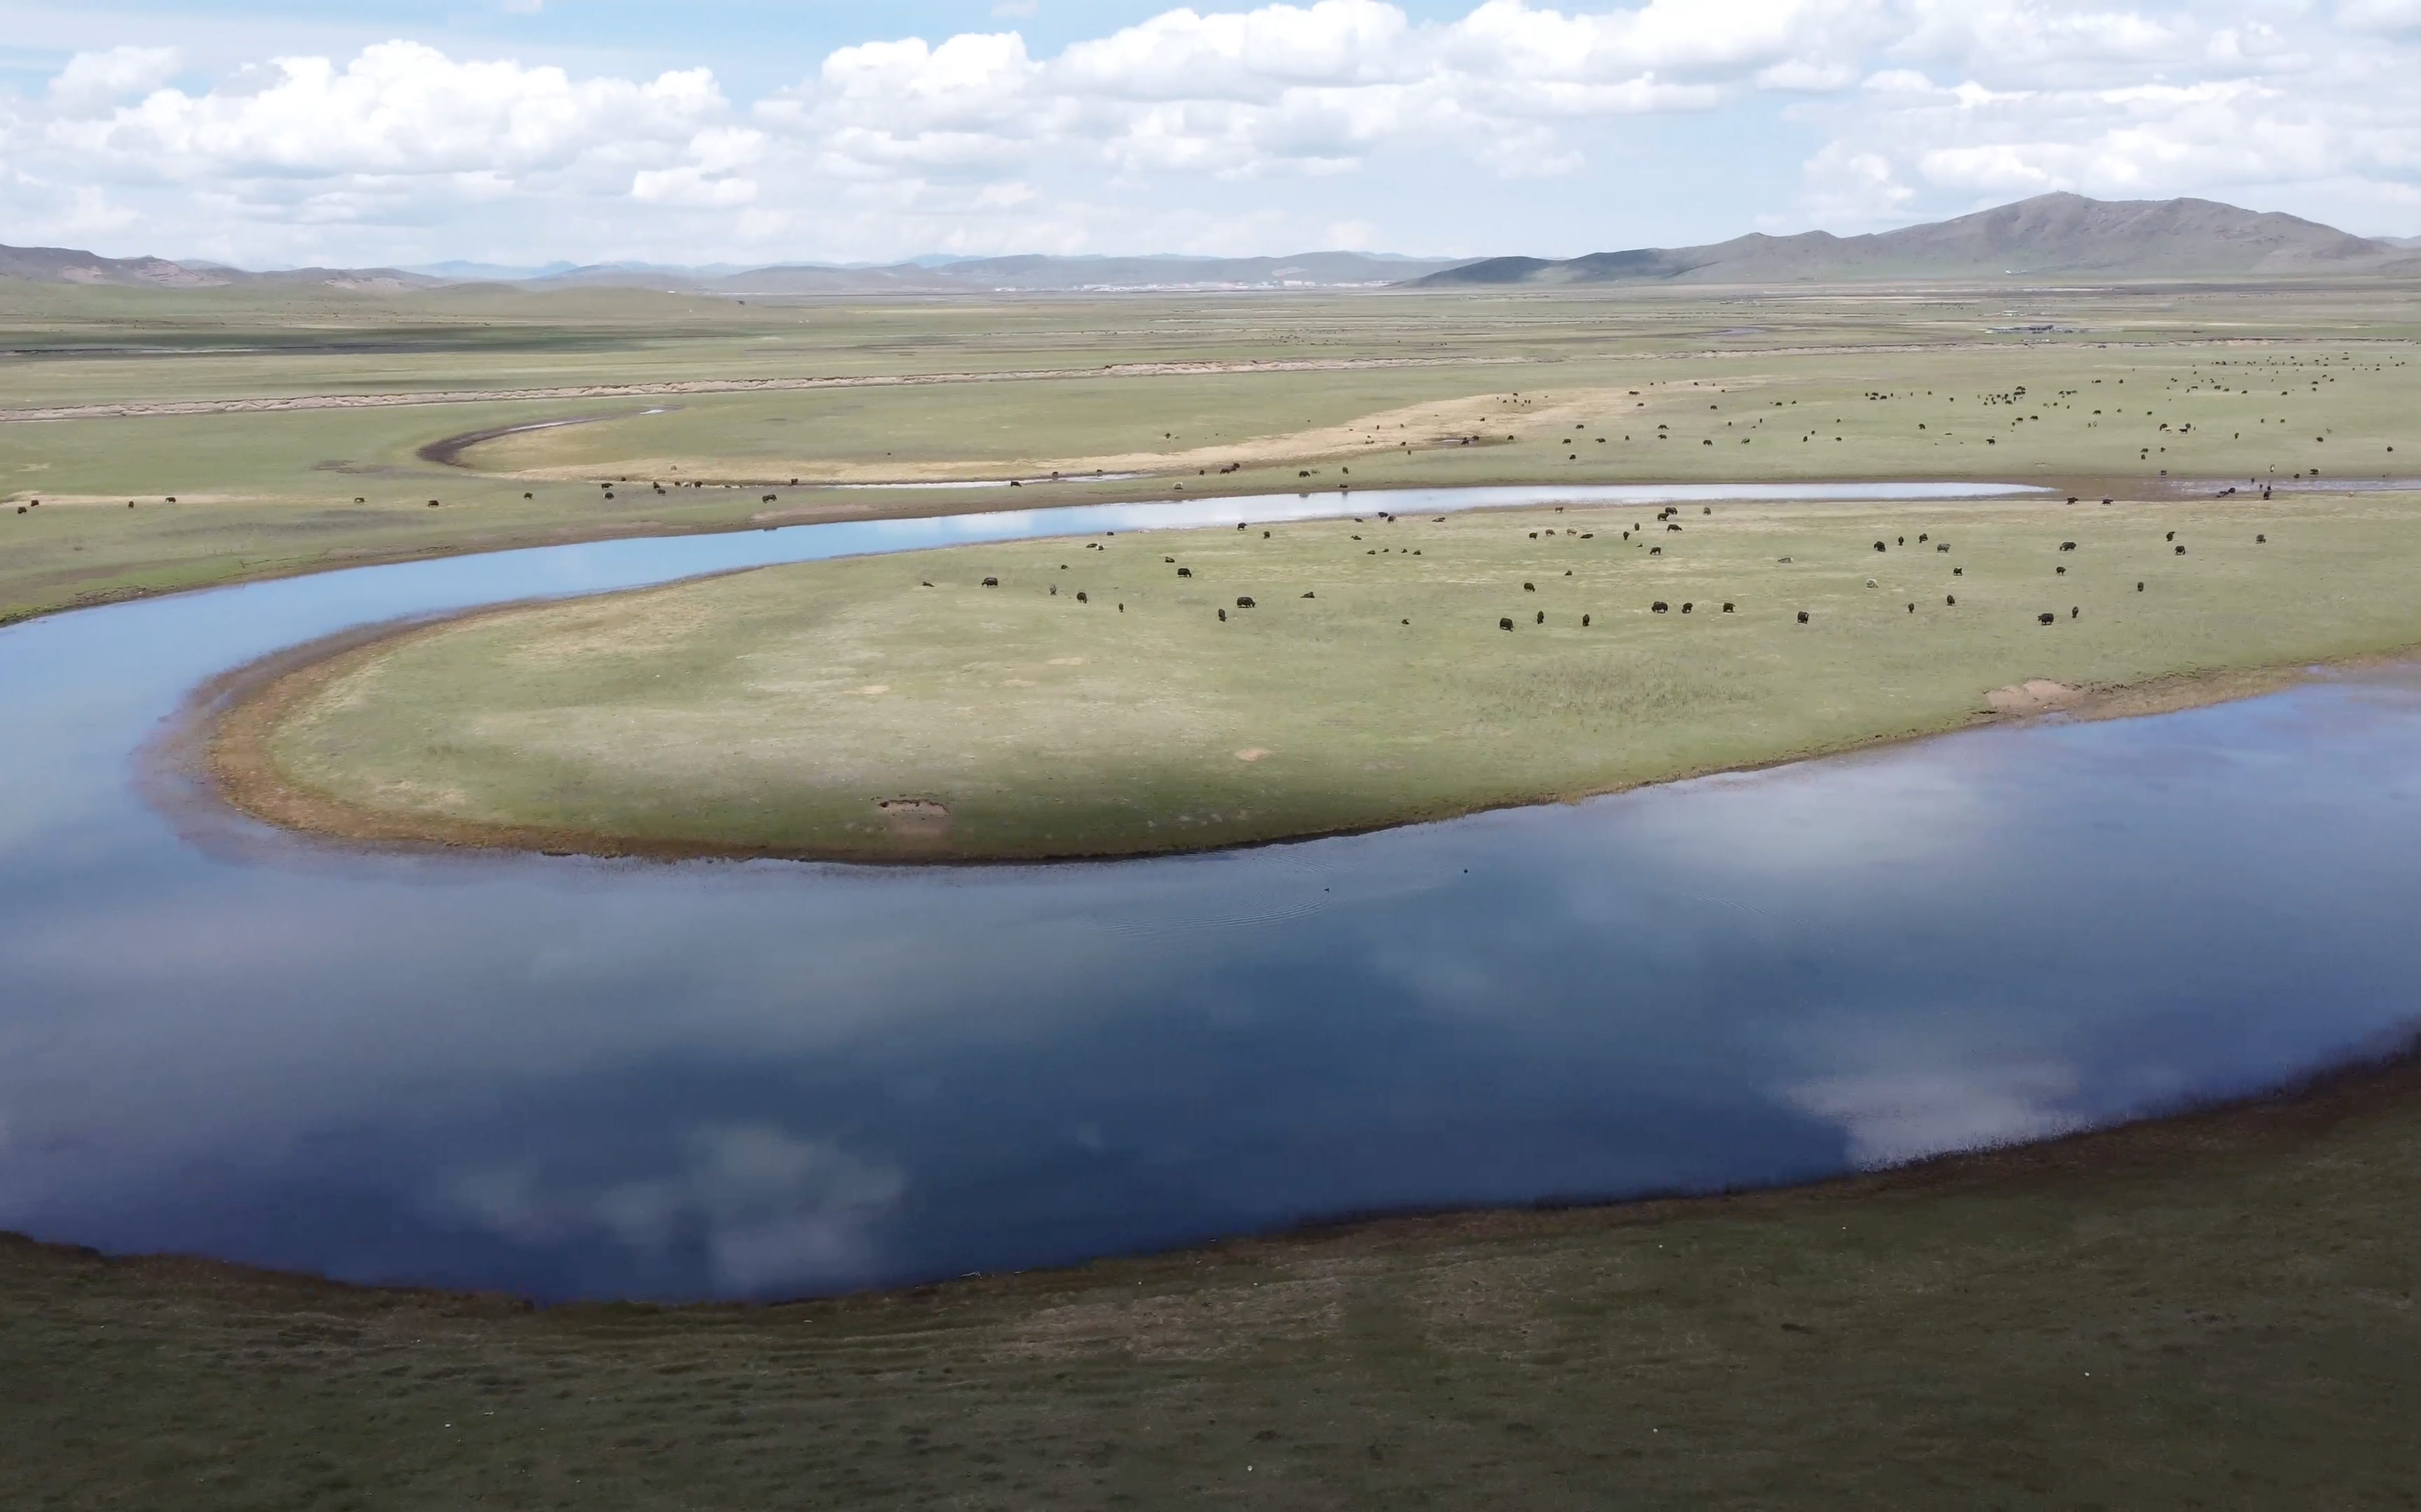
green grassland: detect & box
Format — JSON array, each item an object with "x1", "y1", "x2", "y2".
[
  {"x1": 7, "y1": 276, "x2": 2421, "y2": 623},
  {"x1": 469, "y1": 322, "x2": 2421, "y2": 488},
  {"x1": 11, "y1": 1050, "x2": 2421, "y2": 1509},
  {"x1": 21, "y1": 276, "x2": 2421, "y2": 1503},
  {"x1": 240, "y1": 489, "x2": 2421, "y2": 861}
]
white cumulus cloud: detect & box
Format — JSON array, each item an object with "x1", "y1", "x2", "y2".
[
  {"x1": 0, "y1": 0, "x2": 2417, "y2": 264},
  {"x1": 47, "y1": 46, "x2": 182, "y2": 113}
]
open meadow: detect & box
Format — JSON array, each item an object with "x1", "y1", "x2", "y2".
[{"x1": 8, "y1": 276, "x2": 2421, "y2": 624}]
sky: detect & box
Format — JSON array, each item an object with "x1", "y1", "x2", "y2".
[{"x1": 4, "y1": 0, "x2": 2420, "y2": 268}]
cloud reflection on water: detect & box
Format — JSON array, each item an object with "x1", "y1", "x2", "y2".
[
  {"x1": 444, "y1": 1125, "x2": 909, "y2": 1294},
  {"x1": 1784, "y1": 1061, "x2": 2085, "y2": 1169}
]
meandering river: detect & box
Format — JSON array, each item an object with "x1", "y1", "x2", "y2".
[{"x1": 4, "y1": 480, "x2": 2417, "y2": 1301}]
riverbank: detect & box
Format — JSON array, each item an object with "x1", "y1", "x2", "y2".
[
  {"x1": 13, "y1": 1032, "x2": 2421, "y2": 1508},
  {"x1": 206, "y1": 490, "x2": 2421, "y2": 864}
]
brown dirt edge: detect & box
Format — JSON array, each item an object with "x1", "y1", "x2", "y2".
[
  {"x1": 190, "y1": 590, "x2": 2414, "y2": 867},
  {"x1": 8, "y1": 1023, "x2": 2419, "y2": 1315},
  {"x1": 415, "y1": 406, "x2": 675, "y2": 467}
]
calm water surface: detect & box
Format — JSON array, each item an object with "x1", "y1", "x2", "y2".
[{"x1": 3, "y1": 480, "x2": 2417, "y2": 1301}]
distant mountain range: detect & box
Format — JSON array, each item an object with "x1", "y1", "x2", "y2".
[
  {"x1": 0, "y1": 243, "x2": 1462, "y2": 294},
  {"x1": 7, "y1": 195, "x2": 2418, "y2": 296},
  {"x1": 0, "y1": 242, "x2": 441, "y2": 292},
  {"x1": 1417, "y1": 193, "x2": 2421, "y2": 286},
  {"x1": 519, "y1": 250, "x2": 1463, "y2": 294}
]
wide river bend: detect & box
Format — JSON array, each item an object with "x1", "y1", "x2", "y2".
[{"x1": 3, "y1": 482, "x2": 2417, "y2": 1301}]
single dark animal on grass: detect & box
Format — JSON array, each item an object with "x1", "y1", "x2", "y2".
[
  {"x1": 1500, "y1": 617, "x2": 1514, "y2": 631},
  {"x1": 982, "y1": 577, "x2": 999, "y2": 587},
  {"x1": 1796, "y1": 610, "x2": 1809, "y2": 623},
  {"x1": 1652, "y1": 601, "x2": 1669, "y2": 613},
  {"x1": 1236, "y1": 597, "x2": 1254, "y2": 609},
  {"x1": 2039, "y1": 612, "x2": 2056, "y2": 624}
]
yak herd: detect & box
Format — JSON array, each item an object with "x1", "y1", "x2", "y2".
[{"x1": 956, "y1": 500, "x2": 2250, "y2": 636}]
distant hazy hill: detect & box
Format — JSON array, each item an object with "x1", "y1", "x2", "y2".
[
  {"x1": 9, "y1": 194, "x2": 2414, "y2": 296},
  {"x1": 0, "y1": 243, "x2": 439, "y2": 291},
  {"x1": 536, "y1": 251, "x2": 1468, "y2": 294},
  {"x1": 0, "y1": 242, "x2": 1465, "y2": 295},
  {"x1": 1418, "y1": 193, "x2": 2421, "y2": 287}
]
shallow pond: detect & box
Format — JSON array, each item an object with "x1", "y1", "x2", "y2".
[{"x1": 4, "y1": 480, "x2": 2416, "y2": 1301}]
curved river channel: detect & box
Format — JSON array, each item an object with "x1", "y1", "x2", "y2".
[{"x1": 4, "y1": 481, "x2": 2419, "y2": 1302}]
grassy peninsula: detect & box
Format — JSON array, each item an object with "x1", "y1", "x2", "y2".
[{"x1": 221, "y1": 488, "x2": 2421, "y2": 861}]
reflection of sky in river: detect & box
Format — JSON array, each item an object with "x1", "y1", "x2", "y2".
[{"x1": 2, "y1": 483, "x2": 2415, "y2": 1301}]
